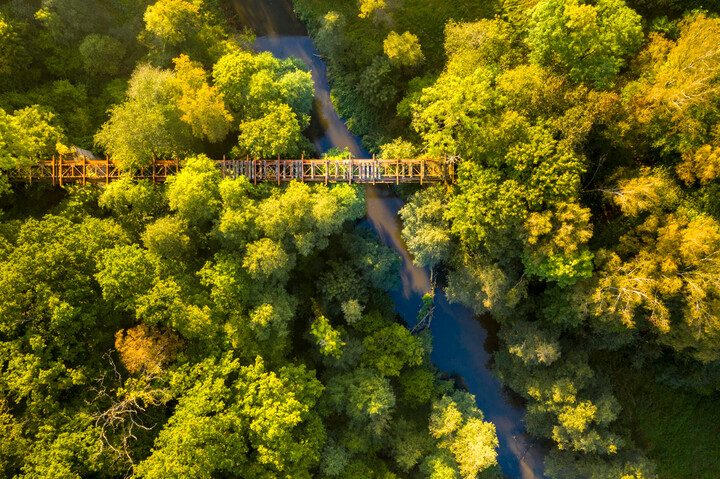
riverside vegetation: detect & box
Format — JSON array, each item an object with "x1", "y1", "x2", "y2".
[
  {"x1": 294, "y1": 0, "x2": 720, "y2": 477},
  {"x1": 1, "y1": 0, "x2": 720, "y2": 478},
  {"x1": 0, "y1": 1, "x2": 500, "y2": 478}
]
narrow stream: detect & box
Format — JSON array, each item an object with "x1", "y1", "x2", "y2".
[{"x1": 230, "y1": 0, "x2": 546, "y2": 476}]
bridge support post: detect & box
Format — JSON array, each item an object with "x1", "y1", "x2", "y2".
[
  {"x1": 396, "y1": 157, "x2": 399, "y2": 185},
  {"x1": 349, "y1": 153, "x2": 352, "y2": 185},
  {"x1": 52, "y1": 156, "x2": 56, "y2": 186},
  {"x1": 222, "y1": 155, "x2": 226, "y2": 179},
  {"x1": 106, "y1": 155, "x2": 110, "y2": 184},
  {"x1": 421, "y1": 159, "x2": 424, "y2": 185},
  {"x1": 254, "y1": 157, "x2": 257, "y2": 185},
  {"x1": 372, "y1": 154, "x2": 375, "y2": 185},
  {"x1": 325, "y1": 154, "x2": 329, "y2": 186},
  {"x1": 59, "y1": 155, "x2": 63, "y2": 187},
  {"x1": 301, "y1": 154, "x2": 304, "y2": 182},
  {"x1": 152, "y1": 156, "x2": 156, "y2": 184}
]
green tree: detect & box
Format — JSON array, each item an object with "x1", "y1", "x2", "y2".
[
  {"x1": 344, "y1": 228, "x2": 401, "y2": 291},
  {"x1": 143, "y1": 0, "x2": 200, "y2": 49},
  {"x1": 500, "y1": 320, "x2": 561, "y2": 366},
  {"x1": 527, "y1": 0, "x2": 643, "y2": 89},
  {"x1": 383, "y1": 31, "x2": 425, "y2": 69},
  {"x1": 311, "y1": 313, "x2": 346, "y2": 359},
  {"x1": 236, "y1": 102, "x2": 306, "y2": 158},
  {"x1": 243, "y1": 237, "x2": 293, "y2": 282},
  {"x1": 96, "y1": 244, "x2": 160, "y2": 311},
  {"x1": 0, "y1": 12, "x2": 31, "y2": 87},
  {"x1": 399, "y1": 187, "x2": 452, "y2": 269},
  {"x1": 166, "y1": 154, "x2": 221, "y2": 226},
  {"x1": 495, "y1": 350, "x2": 624, "y2": 455},
  {"x1": 255, "y1": 182, "x2": 365, "y2": 256},
  {"x1": 323, "y1": 368, "x2": 396, "y2": 437},
  {"x1": 443, "y1": 19, "x2": 517, "y2": 72},
  {"x1": 94, "y1": 64, "x2": 195, "y2": 168},
  {"x1": 361, "y1": 323, "x2": 424, "y2": 377},
  {"x1": 0, "y1": 105, "x2": 65, "y2": 166},
  {"x1": 429, "y1": 391, "x2": 499, "y2": 478},
  {"x1": 98, "y1": 177, "x2": 165, "y2": 234},
  {"x1": 358, "y1": 56, "x2": 397, "y2": 109},
  {"x1": 0, "y1": 399, "x2": 27, "y2": 477},
  {"x1": 135, "y1": 278, "x2": 216, "y2": 342},
  {"x1": 379, "y1": 137, "x2": 418, "y2": 159},
  {"x1": 315, "y1": 11, "x2": 347, "y2": 60},
  {"x1": 0, "y1": 216, "x2": 127, "y2": 419},
  {"x1": 171, "y1": 54, "x2": 232, "y2": 143},
  {"x1": 78, "y1": 33, "x2": 125, "y2": 77},
  {"x1": 591, "y1": 212, "x2": 720, "y2": 362},
  {"x1": 136, "y1": 355, "x2": 325, "y2": 478},
  {"x1": 545, "y1": 449, "x2": 656, "y2": 479},
  {"x1": 142, "y1": 216, "x2": 194, "y2": 260},
  {"x1": 358, "y1": 0, "x2": 386, "y2": 21},
  {"x1": 212, "y1": 50, "x2": 313, "y2": 122},
  {"x1": 623, "y1": 14, "x2": 720, "y2": 154},
  {"x1": 0, "y1": 105, "x2": 65, "y2": 195}
]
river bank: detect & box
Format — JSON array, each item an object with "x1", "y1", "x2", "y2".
[{"x1": 229, "y1": 0, "x2": 547, "y2": 476}]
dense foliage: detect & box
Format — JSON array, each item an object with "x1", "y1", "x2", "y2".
[
  {"x1": 0, "y1": 160, "x2": 500, "y2": 478},
  {"x1": 284, "y1": 0, "x2": 720, "y2": 476},
  {"x1": 3, "y1": 0, "x2": 720, "y2": 478},
  {"x1": 355, "y1": 1, "x2": 720, "y2": 478},
  {"x1": 0, "y1": 1, "x2": 501, "y2": 478}
]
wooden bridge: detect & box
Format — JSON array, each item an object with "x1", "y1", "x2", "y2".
[{"x1": 7, "y1": 156, "x2": 455, "y2": 185}]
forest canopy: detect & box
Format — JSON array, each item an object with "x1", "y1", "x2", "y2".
[
  {"x1": 0, "y1": 1, "x2": 500, "y2": 478},
  {"x1": 2, "y1": 0, "x2": 720, "y2": 478}
]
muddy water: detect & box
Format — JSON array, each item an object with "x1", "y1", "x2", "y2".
[{"x1": 230, "y1": 0, "x2": 547, "y2": 476}]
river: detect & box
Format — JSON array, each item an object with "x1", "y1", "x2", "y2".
[{"x1": 229, "y1": 0, "x2": 547, "y2": 476}]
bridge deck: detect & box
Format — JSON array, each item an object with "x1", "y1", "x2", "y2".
[{"x1": 8, "y1": 157, "x2": 454, "y2": 185}]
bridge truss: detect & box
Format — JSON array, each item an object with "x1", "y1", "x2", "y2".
[{"x1": 8, "y1": 156, "x2": 455, "y2": 185}]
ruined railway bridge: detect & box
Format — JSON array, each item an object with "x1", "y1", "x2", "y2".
[{"x1": 8, "y1": 155, "x2": 456, "y2": 186}]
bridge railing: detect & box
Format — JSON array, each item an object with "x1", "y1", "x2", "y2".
[{"x1": 7, "y1": 156, "x2": 456, "y2": 185}]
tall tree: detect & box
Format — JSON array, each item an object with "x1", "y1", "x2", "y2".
[
  {"x1": 94, "y1": 64, "x2": 195, "y2": 168},
  {"x1": 527, "y1": 0, "x2": 643, "y2": 89}
]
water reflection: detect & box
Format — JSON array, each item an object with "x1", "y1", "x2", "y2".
[
  {"x1": 230, "y1": 0, "x2": 306, "y2": 36},
  {"x1": 231, "y1": 0, "x2": 547, "y2": 476},
  {"x1": 363, "y1": 184, "x2": 546, "y2": 479},
  {"x1": 253, "y1": 36, "x2": 370, "y2": 158},
  {"x1": 364, "y1": 187, "x2": 430, "y2": 298}
]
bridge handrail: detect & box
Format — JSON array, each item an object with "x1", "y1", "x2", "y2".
[{"x1": 6, "y1": 156, "x2": 456, "y2": 185}]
